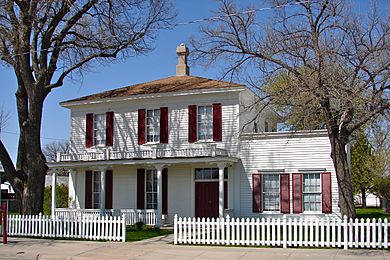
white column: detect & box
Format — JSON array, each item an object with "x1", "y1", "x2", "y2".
[
  {"x1": 51, "y1": 169, "x2": 57, "y2": 218},
  {"x1": 217, "y1": 163, "x2": 225, "y2": 219},
  {"x1": 68, "y1": 169, "x2": 78, "y2": 208},
  {"x1": 98, "y1": 167, "x2": 106, "y2": 214},
  {"x1": 155, "y1": 164, "x2": 164, "y2": 227}
]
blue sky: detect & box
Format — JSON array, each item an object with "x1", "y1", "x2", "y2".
[{"x1": 0, "y1": 0, "x2": 385, "y2": 162}]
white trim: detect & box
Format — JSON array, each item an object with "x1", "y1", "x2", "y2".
[
  {"x1": 61, "y1": 87, "x2": 246, "y2": 108},
  {"x1": 48, "y1": 156, "x2": 238, "y2": 168},
  {"x1": 240, "y1": 130, "x2": 328, "y2": 140}
]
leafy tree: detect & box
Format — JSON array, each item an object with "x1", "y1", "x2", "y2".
[
  {"x1": 192, "y1": 0, "x2": 390, "y2": 218},
  {"x1": 351, "y1": 131, "x2": 375, "y2": 208},
  {"x1": 0, "y1": 0, "x2": 176, "y2": 214},
  {"x1": 43, "y1": 184, "x2": 68, "y2": 215}
]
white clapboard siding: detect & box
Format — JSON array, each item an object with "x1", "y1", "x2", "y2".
[
  {"x1": 174, "y1": 215, "x2": 389, "y2": 249},
  {"x1": 238, "y1": 132, "x2": 340, "y2": 219},
  {"x1": 69, "y1": 92, "x2": 241, "y2": 156},
  {"x1": 7, "y1": 214, "x2": 126, "y2": 242}
]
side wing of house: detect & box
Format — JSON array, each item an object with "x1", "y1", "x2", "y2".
[{"x1": 237, "y1": 131, "x2": 340, "y2": 219}]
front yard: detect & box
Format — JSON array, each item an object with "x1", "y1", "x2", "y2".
[
  {"x1": 126, "y1": 223, "x2": 172, "y2": 242},
  {"x1": 355, "y1": 207, "x2": 390, "y2": 221}
]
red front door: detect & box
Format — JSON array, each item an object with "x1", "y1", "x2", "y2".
[{"x1": 195, "y1": 182, "x2": 227, "y2": 218}]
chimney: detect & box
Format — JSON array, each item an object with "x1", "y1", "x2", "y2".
[{"x1": 176, "y1": 43, "x2": 189, "y2": 76}]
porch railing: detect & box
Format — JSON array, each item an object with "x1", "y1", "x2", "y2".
[
  {"x1": 56, "y1": 144, "x2": 229, "y2": 162},
  {"x1": 55, "y1": 208, "x2": 156, "y2": 226}
]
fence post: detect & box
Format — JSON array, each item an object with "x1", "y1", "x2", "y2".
[
  {"x1": 2, "y1": 202, "x2": 7, "y2": 244},
  {"x1": 121, "y1": 214, "x2": 126, "y2": 242},
  {"x1": 38, "y1": 213, "x2": 42, "y2": 237},
  {"x1": 343, "y1": 215, "x2": 348, "y2": 250},
  {"x1": 283, "y1": 215, "x2": 287, "y2": 248},
  {"x1": 174, "y1": 214, "x2": 178, "y2": 245},
  {"x1": 384, "y1": 218, "x2": 388, "y2": 249}
]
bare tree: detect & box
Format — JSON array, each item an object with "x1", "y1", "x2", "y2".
[
  {"x1": 192, "y1": 0, "x2": 390, "y2": 218},
  {"x1": 0, "y1": 105, "x2": 11, "y2": 138},
  {"x1": 0, "y1": 0, "x2": 176, "y2": 214},
  {"x1": 42, "y1": 141, "x2": 70, "y2": 163}
]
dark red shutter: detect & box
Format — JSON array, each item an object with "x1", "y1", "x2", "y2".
[
  {"x1": 160, "y1": 107, "x2": 168, "y2": 144},
  {"x1": 252, "y1": 174, "x2": 262, "y2": 213},
  {"x1": 213, "y1": 103, "x2": 222, "y2": 141},
  {"x1": 105, "y1": 170, "x2": 113, "y2": 209},
  {"x1": 224, "y1": 181, "x2": 228, "y2": 209},
  {"x1": 322, "y1": 172, "x2": 332, "y2": 213},
  {"x1": 292, "y1": 173, "x2": 303, "y2": 213},
  {"x1": 137, "y1": 169, "x2": 145, "y2": 209},
  {"x1": 85, "y1": 170, "x2": 93, "y2": 209},
  {"x1": 106, "y1": 112, "x2": 114, "y2": 146},
  {"x1": 280, "y1": 174, "x2": 290, "y2": 213},
  {"x1": 138, "y1": 109, "x2": 146, "y2": 145},
  {"x1": 162, "y1": 168, "x2": 168, "y2": 214},
  {"x1": 86, "y1": 114, "x2": 94, "y2": 148},
  {"x1": 188, "y1": 105, "x2": 197, "y2": 143}
]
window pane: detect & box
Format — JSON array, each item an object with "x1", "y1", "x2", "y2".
[
  {"x1": 203, "y1": 168, "x2": 211, "y2": 179},
  {"x1": 212, "y1": 168, "x2": 219, "y2": 179},
  {"x1": 195, "y1": 169, "x2": 203, "y2": 179}
]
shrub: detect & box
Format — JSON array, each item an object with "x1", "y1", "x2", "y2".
[{"x1": 43, "y1": 184, "x2": 69, "y2": 215}]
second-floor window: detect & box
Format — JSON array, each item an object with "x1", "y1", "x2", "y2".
[
  {"x1": 146, "y1": 109, "x2": 160, "y2": 143},
  {"x1": 93, "y1": 114, "x2": 106, "y2": 146},
  {"x1": 197, "y1": 105, "x2": 213, "y2": 140}
]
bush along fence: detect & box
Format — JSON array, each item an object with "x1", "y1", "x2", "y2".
[
  {"x1": 7, "y1": 213, "x2": 126, "y2": 242},
  {"x1": 173, "y1": 215, "x2": 389, "y2": 249}
]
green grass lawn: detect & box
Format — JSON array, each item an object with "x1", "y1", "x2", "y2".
[
  {"x1": 125, "y1": 226, "x2": 173, "y2": 242},
  {"x1": 355, "y1": 207, "x2": 390, "y2": 221}
]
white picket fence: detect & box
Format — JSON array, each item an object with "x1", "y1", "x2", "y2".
[
  {"x1": 174, "y1": 215, "x2": 389, "y2": 249},
  {"x1": 55, "y1": 208, "x2": 156, "y2": 226},
  {"x1": 7, "y1": 214, "x2": 126, "y2": 242}
]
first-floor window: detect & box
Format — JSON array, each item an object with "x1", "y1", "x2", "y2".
[
  {"x1": 93, "y1": 171, "x2": 101, "y2": 209},
  {"x1": 303, "y1": 173, "x2": 321, "y2": 211},
  {"x1": 93, "y1": 113, "x2": 106, "y2": 146},
  {"x1": 146, "y1": 169, "x2": 157, "y2": 209},
  {"x1": 146, "y1": 109, "x2": 160, "y2": 143},
  {"x1": 262, "y1": 174, "x2": 280, "y2": 211},
  {"x1": 194, "y1": 168, "x2": 228, "y2": 180}
]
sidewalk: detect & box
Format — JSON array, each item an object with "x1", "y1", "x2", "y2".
[{"x1": 0, "y1": 235, "x2": 389, "y2": 260}]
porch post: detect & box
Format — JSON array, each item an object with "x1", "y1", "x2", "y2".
[
  {"x1": 217, "y1": 163, "x2": 225, "y2": 218},
  {"x1": 98, "y1": 166, "x2": 106, "y2": 214},
  {"x1": 155, "y1": 164, "x2": 164, "y2": 227},
  {"x1": 51, "y1": 169, "x2": 57, "y2": 218}
]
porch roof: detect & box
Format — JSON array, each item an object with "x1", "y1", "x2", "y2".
[{"x1": 47, "y1": 156, "x2": 239, "y2": 168}]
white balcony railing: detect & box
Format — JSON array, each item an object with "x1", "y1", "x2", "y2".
[{"x1": 57, "y1": 144, "x2": 229, "y2": 162}]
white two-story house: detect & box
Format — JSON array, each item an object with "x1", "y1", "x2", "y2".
[{"x1": 49, "y1": 44, "x2": 340, "y2": 226}]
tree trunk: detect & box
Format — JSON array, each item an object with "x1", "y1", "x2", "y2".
[
  {"x1": 328, "y1": 132, "x2": 356, "y2": 218},
  {"x1": 361, "y1": 189, "x2": 367, "y2": 208},
  {"x1": 13, "y1": 79, "x2": 48, "y2": 215},
  {"x1": 383, "y1": 199, "x2": 390, "y2": 214}
]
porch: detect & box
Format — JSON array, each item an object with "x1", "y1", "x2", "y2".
[{"x1": 49, "y1": 155, "x2": 238, "y2": 227}]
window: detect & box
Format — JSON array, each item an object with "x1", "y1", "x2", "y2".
[
  {"x1": 254, "y1": 122, "x2": 258, "y2": 133},
  {"x1": 93, "y1": 114, "x2": 106, "y2": 146},
  {"x1": 197, "y1": 105, "x2": 213, "y2": 140},
  {"x1": 263, "y1": 174, "x2": 280, "y2": 211},
  {"x1": 194, "y1": 168, "x2": 228, "y2": 180},
  {"x1": 93, "y1": 171, "x2": 101, "y2": 209},
  {"x1": 303, "y1": 173, "x2": 321, "y2": 211},
  {"x1": 146, "y1": 169, "x2": 157, "y2": 209},
  {"x1": 264, "y1": 121, "x2": 269, "y2": 132},
  {"x1": 146, "y1": 109, "x2": 160, "y2": 143}
]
